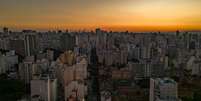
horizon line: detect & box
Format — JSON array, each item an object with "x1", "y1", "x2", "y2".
[{"x1": 1, "y1": 24, "x2": 201, "y2": 33}]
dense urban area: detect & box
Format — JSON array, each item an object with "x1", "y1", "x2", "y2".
[{"x1": 0, "y1": 27, "x2": 201, "y2": 101}]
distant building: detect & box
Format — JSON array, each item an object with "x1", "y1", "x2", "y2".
[
  {"x1": 129, "y1": 62, "x2": 165, "y2": 79},
  {"x1": 0, "y1": 38, "x2": 9, "y2": 50},
  {"x1": 3, "y1": 27, "x2": 9, "y2": 34},
  {"x1": 112, "y1": 67, "x2": 131, "y2": 80},
  {"x1": 24, "y1": 34, "x2": 37, "y2": 56},
  {"x1": 60, "y1": 33, "x2": 76, "y2": 51},
  {"x1": 0, "y1": 52, "x2": 6, "y2": 74},
  {"x1": 0, "y1": 50, "x2": 18, "y2": 74},
  {"x1": 46, "y1": 50, "x2": 54, "y2": 61},
  {"x1": 19, "y1": 56, "x2": 35, "y2": 84},
  {"x1": 9, "y1": 39, "x2": 25, "y2": 56},
  {"x1": 37, "y1": 32, "x2": 62, "y2": 51},
  {"x1": 149, "y1": 78, "x2": 180, "y2": 101}
]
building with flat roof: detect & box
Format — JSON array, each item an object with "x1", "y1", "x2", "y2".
[{"x1": 149, "y1": 78, "x2": 181, "y2": 101}]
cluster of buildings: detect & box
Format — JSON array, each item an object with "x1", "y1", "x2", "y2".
[{"x1": 0, "y1": 27, "x2": 201, "y2": 101}]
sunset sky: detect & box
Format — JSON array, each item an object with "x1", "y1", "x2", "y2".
[{"x1": 0, "y1": 0, "x2": 201, "y2": 31}]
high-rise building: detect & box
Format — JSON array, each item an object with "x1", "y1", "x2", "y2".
[
  {"x1": 60, "y1": 33, "x2": 76, "y2": 51},
  {"x1": 19, "y1": 56, "x2": 35, "y2": 84},
  {"x1": 55, "y1": 51, "x2": 88, "y2": 101},
  {"x1": 31, "y1": 75, "x2": 57, "y2": 101},
  {"x1": 149, "y1": 78, "x2": 180, "y2": 101},
  {"x1": 0, "y1": 52, "x2": 6, "y2": 74},
  {"x1": 0, "y1": 38, "x2": 9, "y2": 50},
  {"x1": 88, "y1": 48, "x2": 101, "y2": 101},
  {"x1": 0, "y1": 50, "x2": 18, "y2": 74},
  {"x1": 9, "y1": 39, "x2": 25, "y2": 56},
  {"x1": 24, "y1": 34, "x2": 37, "y2": 56}
]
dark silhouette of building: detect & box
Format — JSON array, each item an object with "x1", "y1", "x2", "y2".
[
  {"x1": 60, "y1": 33, "x2": 76, "y2": 51},
  {"x1": 3, "y1": 27, "x2": 9, "y2": 34},
  {"x1": 87, "y1": 48, "x2": 100, "y2": 101}
]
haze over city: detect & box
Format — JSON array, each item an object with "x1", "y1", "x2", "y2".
[
  {"x1": 1, "y1": 1, "x2": 201, "y2": 101},
  {"x1": 1, "y1": 0, "x2": 201, "y2": 31}
]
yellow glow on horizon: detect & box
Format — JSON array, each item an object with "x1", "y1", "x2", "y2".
[
  {"x1": 3, "y1": 24, "x2": 201, "y2": 32},
  {"x1": 0, "y1": 0, "x2": 201, "y2": 31}
]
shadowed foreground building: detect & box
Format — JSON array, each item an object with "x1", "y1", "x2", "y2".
[
  {"x1": 31, "y1": 75, "x2": 57, "y2": 101},
  {"x1": 87, "y1": 48, "x2": 101, "y2": 101}
]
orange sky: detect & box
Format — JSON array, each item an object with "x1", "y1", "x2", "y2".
[{"x1": 0, "y1": 0, "x2": 201, "y2": 32}]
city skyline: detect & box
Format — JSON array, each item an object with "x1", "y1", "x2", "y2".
[
  {"x1": 1, "y1": 1, "x2": 201, "y2": 101},
  {"x1": 1, "y1": 0, "x2": 201, "y2": 32}
]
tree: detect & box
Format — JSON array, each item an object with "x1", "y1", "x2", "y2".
[
  {"x1": 193, "y1": 90, "x2": 201, "y2": 101},
  {"x1": 0, "y1": 78, "x2": 25, "y2": 101}
]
